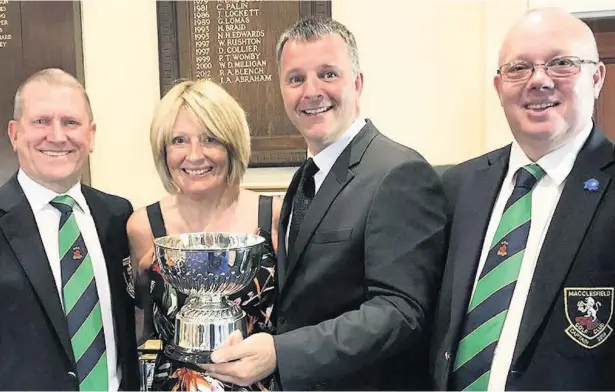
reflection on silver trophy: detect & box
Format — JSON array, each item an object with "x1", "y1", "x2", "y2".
[{"x1": 153, "y1": 232, "x2": 265, "y2": 364}]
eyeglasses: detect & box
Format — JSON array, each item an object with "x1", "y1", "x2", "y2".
[{"x1": 497, "y1": 56, "x2": 598, "y2": 82}]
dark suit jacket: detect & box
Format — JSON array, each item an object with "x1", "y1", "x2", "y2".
[
  {"x1": 431, "y1": 128, "x2": 615, "y2": 390},
  {"x1": 0, "y1": 174, "x2": 139, "y2": 391},
  {"x1": 273, "y1": 120, "x2": 448, "y2": 390}
]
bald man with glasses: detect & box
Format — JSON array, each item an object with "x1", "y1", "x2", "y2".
[{"x1": 430, "y1": 8, "x2": 615, "y2": 391}]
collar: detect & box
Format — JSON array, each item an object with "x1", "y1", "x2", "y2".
[
  {"x1": 508, "y1": 122, "x2": 593, "y2": 187},
  {"x1": 309, "y1": 117, "x2": 366, "y2": 174},
  {"x1": 17, "y1": 169, "x2": 90, "y2": 215}
]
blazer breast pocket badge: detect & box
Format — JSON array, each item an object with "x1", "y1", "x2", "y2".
[{"x1": 564, "y1": 287, "x2": 613, "y2": 348}]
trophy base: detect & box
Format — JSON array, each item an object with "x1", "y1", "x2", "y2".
[
  {"x1": 169, "y1": 296, "x2": 248, "y2": 364},
  {"x1": 164, "y1": 343, "x2": 213, "y2": 364}
]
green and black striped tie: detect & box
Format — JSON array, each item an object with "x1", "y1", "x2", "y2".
[
  {"x1": 51, "y1": 195, "x2": 108, "y2": 391},
  {"x1": 451, "y1": 164, "x2": 545, "y2": 390}
]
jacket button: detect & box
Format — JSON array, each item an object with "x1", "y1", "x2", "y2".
[
  {"x1": 68, "y1": 371, "x2": 77, "y2": 379},
  {"x1": 279, "y1": 316, "x2": 286, "y2": 324},
  {"x1": 445, "y1": 351, "x2": 451, "y2": 360}
]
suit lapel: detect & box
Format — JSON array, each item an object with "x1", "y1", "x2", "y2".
[
  {"x1": 82, "y1": 186, "x2": 112, "y2": 275},
  {"x1": 512, "y1": 129, "x2": 613, "y2": 363},
  {"x1": 281, "y1": 122, "x2": 378, "y2": 292},
  {"x1": 277, "y1": 166, "x2": 302, "y2": 289},
  {"x1": 287, "y1": 158, "x2": 354, "y2": 268},
  {"x1": 0, "y1": 176, "x2": 74, "y2": 362},
  {"x1": 449, "y1": 147, "x2": 510, "y2": 341}
]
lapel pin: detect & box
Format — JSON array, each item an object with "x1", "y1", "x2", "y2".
[{"x1": 584, "y1": 178, "x2": 599, "y2": 192}]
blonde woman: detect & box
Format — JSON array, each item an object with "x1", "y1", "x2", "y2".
[{"x1": 127, "y1": 79, "x2": 280, "y2": 391}]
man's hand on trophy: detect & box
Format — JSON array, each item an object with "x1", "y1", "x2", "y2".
[
  {"x1": 218, "y1": 329, "x2": 245, "y2": 348},
  {"x1": 201, "y1": 332, "x2": 277, "y2": 386}
]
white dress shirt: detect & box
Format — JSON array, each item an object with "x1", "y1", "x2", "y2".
[
  {"x1": 473, "y1": 123, "x2": 593, "y2": 390},
  {"x1": 310, "y1": 118, "x2": 366, "y2": 193},
  {"x1": 286, "y1": 118, "x2": 366, "y2": 247},
  {"x1": 18, "y1": 169, "x2": 120, "y2": 391}
]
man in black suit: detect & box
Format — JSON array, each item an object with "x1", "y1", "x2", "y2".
[
  {"x1": 203, "y1": 18, "x2": 448, "y2": 390},
  {"x1": 0, "y1": 68, "x2": 139, "y2": 390},
  {"x1": 431, "y1": 8, "x2": 615, "y2": 391}
]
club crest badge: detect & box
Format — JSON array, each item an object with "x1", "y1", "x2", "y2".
[
  {"x1": 564, "y1": 287, "x2": 613, "y2": 348},
  {"x1": 497, "y1": 241, "x2": 508, "y2": 257},
  {"x1": 72, "y1": 247, "x2": 83, "y2": 260}
]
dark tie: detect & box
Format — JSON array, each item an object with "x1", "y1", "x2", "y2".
[
  {"x1": 288, "y1": 158, "x2": 319, "y2": 250},
  {"x1": 451, "y1": 164, "x2": 546, "y2": 391},
  {"x1": 50, "y1": 195, "x2": 108, "y2": 390}
]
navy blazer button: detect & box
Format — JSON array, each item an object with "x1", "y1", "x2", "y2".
[
  {"x1": 444, "y1": 351, "x2": 451, "y2": 360},
  {"x1": 279, "y1": 316, "x2": 286, "y2": 324},
  {"x1": 68, "y1": 371, "x2": 77, "y2": 379}
]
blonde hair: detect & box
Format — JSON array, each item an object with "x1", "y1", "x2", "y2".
[
  {"x1": 13, "y1": 68, "x2": 93, "y2": 121},
  {"x1": 150, "y1": 79, "x2": 251, "y2": 193}
]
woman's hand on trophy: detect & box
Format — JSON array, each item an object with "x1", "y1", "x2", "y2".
[{"x1": 200, "y1": 332, "x2": 277, "y2": 387}]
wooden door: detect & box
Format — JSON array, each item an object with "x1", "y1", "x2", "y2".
[
  {"x1": 586, "y1": 18, "x2": 615, "y2": 141},
  {"x1": 595, "y1": 32, "x2": 615, "y2": 140}
]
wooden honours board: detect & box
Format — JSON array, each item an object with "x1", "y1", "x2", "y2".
[
  {"x1": 157, "y1": 1, "x2": 331, "y2": 167},
  {"x1": 0, "y1": 1, "x2": 86, "y2": 185}
]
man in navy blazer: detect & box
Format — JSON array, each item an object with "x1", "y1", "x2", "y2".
[
  {"x1": 0, "y1": 69, "x2": 139, "y2": 390},
  {"x1": 431, "y1": 8, "x2": 615, "y2": 390}
]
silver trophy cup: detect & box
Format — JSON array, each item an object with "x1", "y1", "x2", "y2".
[{"x1": 153, "y1": 232, "x2": 265, "y2": 364}]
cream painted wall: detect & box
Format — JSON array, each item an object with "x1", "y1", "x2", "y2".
[
  {"x1": 82, "y1": 0, "x2": 300, "y2": 208},
  {"x1": 529, "y1": 0, "x2": 615, "y2": 14},
  {"x1": 333, "y1": 0, "x2": 486, "y2": 165},
  {"x1": 81, "y1": 0, "x2": 164, "y2": 209},
  {"x1": 82, "y1": 0, "x2": 489, "y2": 208},
  {"x1": 82, "y1": 1, "x2": 615, "y2": 208},
  {"x1": 483, "y1": 0, "x2": 528, "y2": 151}
]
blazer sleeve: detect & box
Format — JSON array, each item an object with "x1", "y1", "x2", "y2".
[
  {"x1": 116, "y1": 197, "x2": 134, "y2": 266},
  {"x1": 273, "y1": 158, "x2": 448, "y2": 389},
  {"x1": 440, "y1": 163, "x2": 466, "y2": 224}
]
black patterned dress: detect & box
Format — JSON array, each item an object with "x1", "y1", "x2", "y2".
[{"x1": 144, "y1": 196, "x2": 277, "y2": 391}]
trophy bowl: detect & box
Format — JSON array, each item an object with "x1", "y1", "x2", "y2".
[{"x1": 153, "y1": 232, "x2": 265, "y2": 364}]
